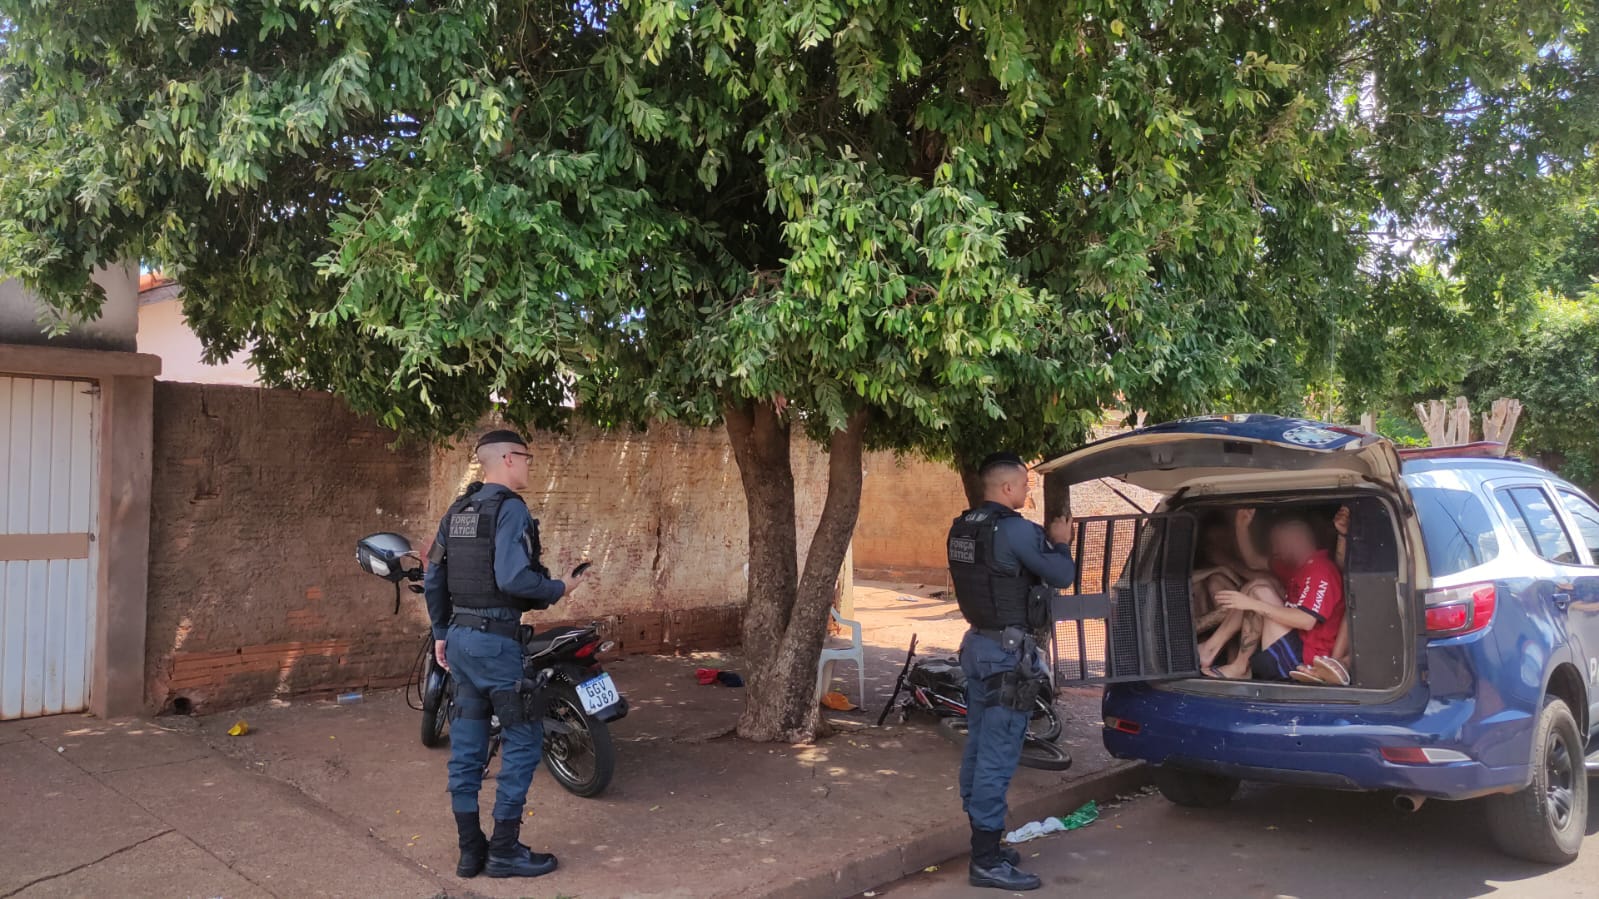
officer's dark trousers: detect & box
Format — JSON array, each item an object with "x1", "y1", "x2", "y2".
[
  {"x1": 445, "y1": 615, "x2": 544, "y2": 821},
  {"x1": 958, "y1": 630, "x2": 1028, "y2": 833}
]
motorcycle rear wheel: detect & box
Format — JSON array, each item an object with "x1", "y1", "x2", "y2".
[{"x1": 544, "y1": 686, "x2": 617, "y2": 798}]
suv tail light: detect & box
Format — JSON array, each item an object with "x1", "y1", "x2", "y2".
[{"x1": 1423, "y1": 582, "x2": 1497, "y2": 637}]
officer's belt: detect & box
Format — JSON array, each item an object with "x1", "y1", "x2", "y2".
[
  {"x1": 971, "y1": 627, "x2": 1033, "y2": 643},
  {"x1": 449, "y1": 612, "x2": 522, "y2": 639}
]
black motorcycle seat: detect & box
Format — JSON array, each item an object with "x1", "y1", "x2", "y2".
[
  {"x1": 524, "y1": 625, "x2": 589, "y2": 656},
  {"x1": 909, "y1": 658, "x2": 965, "y2": 689}
]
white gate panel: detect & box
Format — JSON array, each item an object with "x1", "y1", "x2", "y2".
[{"x1": 0, "y1": 375, "x2": 99, "y2": 719}]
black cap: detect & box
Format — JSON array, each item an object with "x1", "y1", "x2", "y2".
[
  {"x1": 474, "y1": 429, "x2": 528, "y2": 450},
  {"x1": 978, "y1": 451, "x2": 1027, "y2": 474}
]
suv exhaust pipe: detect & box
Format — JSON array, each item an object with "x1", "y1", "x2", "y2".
[{"x1": 1394, "y1": 793, "x2": 1426, "y2": 813}]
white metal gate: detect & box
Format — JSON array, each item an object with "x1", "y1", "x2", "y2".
[{"x1": 0, "y1": 376, "x2": 98, "y2": 719}]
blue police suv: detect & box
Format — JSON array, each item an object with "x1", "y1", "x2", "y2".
[{"x1": 1039, "y1": 414, "x2": 1599, "y2": 863}]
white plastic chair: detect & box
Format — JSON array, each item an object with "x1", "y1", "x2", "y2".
[{"x1": 816, "y1": 607, "x2": 866, "y2": 704}]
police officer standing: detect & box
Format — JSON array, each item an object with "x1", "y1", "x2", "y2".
[
  {"x1": 947, "y1": 453, "x2": 1077, "y2": 891},
  {"x1": 423, "y1": 430, "x2": 586, "y2": 880}
]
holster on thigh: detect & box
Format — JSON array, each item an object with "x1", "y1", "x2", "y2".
[
  {"x1": 988, "y1": 670, "x2": 1044, "y2": 712},
  {"x1": 449, "y1": 679, "x2": 492, "y2": 722},
  {"x1": 489, "y1": 676, "x2": 549, "y2": 726}
]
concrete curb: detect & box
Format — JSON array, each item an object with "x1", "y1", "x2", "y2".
[{"x1": 757, "y1": 760, "x2": 1152, "y2": 899}]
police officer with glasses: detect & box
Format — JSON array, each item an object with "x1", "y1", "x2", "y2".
[{"x1": 424, "y1": 429, "x2": 587, "y2": 880}]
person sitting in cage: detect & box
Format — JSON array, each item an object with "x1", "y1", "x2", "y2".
[
  {"x1": 1188, "y1": 511, "x2": 1275, "y2": 668},
  {"x1": 1198, "y1": 507, "x2": 1348, "y2": 682},
  {"x1": 1290, "y1": 506, "x2": 1352, "y2": 685}
]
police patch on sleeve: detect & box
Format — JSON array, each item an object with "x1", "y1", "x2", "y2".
[
  {"x1": 448, "y1": 513, "x2": 480, "y2": 539},
  {"x1": 948, "y1": 536, "x2": 978, "y2": 564}
]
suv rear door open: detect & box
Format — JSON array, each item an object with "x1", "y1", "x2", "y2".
[
  {"x1": 1050, "y1": 512, "x2": 1201, "y2": 684},
  {"x1": 1040, "y1": 415, "x2": 1411, "y2": 686},
  {"x1": 1035, "y1": 415, "x2": 1403, "y2": 495}
]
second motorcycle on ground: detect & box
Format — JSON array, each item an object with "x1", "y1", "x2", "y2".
[{"x1": 878, "y1": 633, "x2": 1072, "y2": 771}]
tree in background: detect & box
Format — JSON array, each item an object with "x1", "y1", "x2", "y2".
[
  {"x1": 1460, "y1": 162, "x2": 1599, "y2": 487},
  {"x1": 1466, "y1": 295, "x2": 1599, "y2": 489},
  {"x1": 2, "y1": 1, "x2": 1594, "y2": 740}
]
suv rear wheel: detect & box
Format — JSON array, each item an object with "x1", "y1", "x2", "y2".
[
  {"x1": 1154, "y1": 767, "x2": 1241, "y2": 808},
  {"x1": 1488, "y1": 697, "x2": 1587, "y2": 864}
]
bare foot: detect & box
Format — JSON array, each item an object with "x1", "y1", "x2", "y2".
[{"x1": 1205, "y1": 659, "x2": 1250, "y2": 680}]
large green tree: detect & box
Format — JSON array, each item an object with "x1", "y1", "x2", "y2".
[
  {"x1": 2, "y1": 0, "x2": 1594, "y2": 739},
  {"x1": 1468, "y1": 294, "x2": 1599, "y2": 489},
  {"x1": 1457, "y1": 163, "x2": 1599, "y2": 487}
]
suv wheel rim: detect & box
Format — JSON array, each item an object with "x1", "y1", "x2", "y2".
[{"x1": 1546, "y1": 732, "x2": 1575, "y2": 830}]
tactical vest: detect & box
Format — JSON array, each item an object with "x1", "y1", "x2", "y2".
[
  {"x1": 443, "y1": 483, "x2": 548, "y2": 611},
  {"x1": 947, "y1": 505, "x2": 1036, "y2": 630}
]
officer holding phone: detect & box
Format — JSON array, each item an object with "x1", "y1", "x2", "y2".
[
  {"x1": 423, "y1": 430, "x2": 589, "y2": 881},
  {"x1": 947, "y1": 452, "x2": 1077, "y2": 892}
]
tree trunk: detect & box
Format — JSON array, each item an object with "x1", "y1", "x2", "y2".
[
  {"x1": 1042, "y1": 469, "x2": 1071, "y2": 524},
  {"x1": 959, "y1": 466, "x2": 984, "y2": 508},
  {"x1": 737, "y1": 409, "x2": 870, "y2": 742},
  {"x1": 725, "y1": 400, "x2": 797, "y2": 674}
]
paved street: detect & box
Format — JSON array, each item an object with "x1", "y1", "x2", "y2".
[{"x1": 869, "y1": 781, "x2": 1599, "y2": 899}]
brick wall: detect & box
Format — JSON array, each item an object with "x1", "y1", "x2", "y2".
[
  {"x1": 145, "y1": 384, "x2": 436, "y2": 713},
  {"x1": 853, "y1": 450, "x2": 1161, "y2": 583},
  {"x1": 146, "y1": 383, "x2": 829, "y2": 713}
]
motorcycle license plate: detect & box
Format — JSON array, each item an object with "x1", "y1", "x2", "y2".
[{"x1": 576, "y1": 673, "x2": 620, "y2": 714}]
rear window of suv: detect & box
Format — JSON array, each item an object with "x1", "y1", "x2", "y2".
[
  {"x1": 1498, "y1": 486, "x2": 1580, "y2": 564},
  {"x1": 1412, "y1": 487, "x2": 1501, "y2": 577}
]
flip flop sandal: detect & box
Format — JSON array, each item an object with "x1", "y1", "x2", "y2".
[
  {"x1": 1313, "y1": 656, "x2": 1351, "y2": 686},
  {"x1": 1289, "y1": 668, "x2": 1325, "y2": 684},
  {"x1": 1202, "y1": 665, "x2": 1229, "y2": 679}
]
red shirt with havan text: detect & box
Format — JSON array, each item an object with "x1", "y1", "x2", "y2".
[{"x1": 1271, "y1": 550, "x2": 1345, "y2": 663}]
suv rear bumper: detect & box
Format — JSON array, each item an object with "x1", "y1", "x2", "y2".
[
  {"x1": 1103, "y1": 685, "x2": 1534, "y2": 799},
  {"x1": 1135, "y1": 752, "x2": 1526, "y2": 799}
]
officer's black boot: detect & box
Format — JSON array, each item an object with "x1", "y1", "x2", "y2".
[
  {"x1": 453, "y1": 812, "x2": 488, "y2": 878},
  {"x1": 969, "y1": 828, "x2": 1042, "y2": 891},
  {"x1": 967, "y1": 820, "x2": 1022, "y2": 868},
  {"x1": 485, "y1": 818, "x2": 558, "y2": 879}
]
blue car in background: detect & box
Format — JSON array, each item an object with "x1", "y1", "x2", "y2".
[{"x1": 1039, "y1": 414, "x2": 1599, "y2": 863}]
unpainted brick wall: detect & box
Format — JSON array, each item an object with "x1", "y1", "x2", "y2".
[
  {"x1": 146, "y1": 383, "x2": 829, "y2": 714},
  {"x1": 853, "y1": 448, "x2": 1161, "y2": 583},
  {"x1": 145, "y1": 383, "x2": 434, "y2": 713}
]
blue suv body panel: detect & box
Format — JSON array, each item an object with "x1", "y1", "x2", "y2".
[{"x1": 1102, "y1": 682, "x2": 1532, "y2": 798}]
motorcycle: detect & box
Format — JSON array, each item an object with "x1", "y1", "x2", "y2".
[
  {"x1": 357, "y1": 532, "x2": 628, "y2": 797},
  {"x1": 876, "y1": 633, "x2": 1072, "y2": 771}
]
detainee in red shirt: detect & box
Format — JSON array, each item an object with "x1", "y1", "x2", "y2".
[{"x1": 1199, "y1": 507, "x2": 1347, "y2": 682}]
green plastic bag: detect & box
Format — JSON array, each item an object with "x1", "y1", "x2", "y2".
[{"x1": 1054, "y1": 800, "x2": 1098, "y2": 831}]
